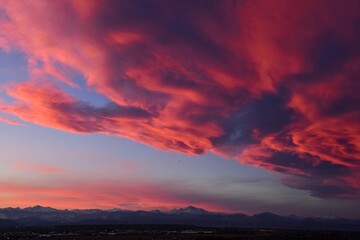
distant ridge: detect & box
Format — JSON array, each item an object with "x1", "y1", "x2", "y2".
[{"x1": 0, "y1": 205, "x2": 359, "y2": 231}]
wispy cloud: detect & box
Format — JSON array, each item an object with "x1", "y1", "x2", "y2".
[
  {"x1": 0, "y1": 115, "x2": 21, "y2": 126},
  {"x1": 13, "y1": 162, "x2": 64, "y2": 174}
]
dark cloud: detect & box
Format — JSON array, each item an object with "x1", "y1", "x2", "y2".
[
  {"x1": 211, "y1": 94, "x2": 294, "y2": 156},
  {"x1": 311, "y1": 31, "x2": 359, "y2": 72},
  {"x1": 266, "y1": 151, "x2": 350, "y2": 177},
  {"x1": 283, "y1": 175, "x2": 360, "y2": 199}
]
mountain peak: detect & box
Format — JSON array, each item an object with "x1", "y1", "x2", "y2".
[
  {"x1": 170, "y1": 206, "x2": 208, "y2": 214},
  {"x1": 24, "y1": 205, "x2": 58, "y2": 212}
]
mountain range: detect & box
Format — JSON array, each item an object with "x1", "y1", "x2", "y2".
[{"x1": 0, "y1": 206, "x2": 359, "y2": 231}]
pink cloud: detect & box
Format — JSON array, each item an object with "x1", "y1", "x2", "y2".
[
  {"x1": 0, "y1": 0, "x2": 359, "y2": 199},
  {"x1": 0, "y1": 115, "x2": 21, "y2": 126},
  {"x1": 12, "y1": 162, "x2": 64, "y2": 174}
]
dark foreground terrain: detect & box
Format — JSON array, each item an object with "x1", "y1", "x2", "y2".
[{"x1": 1, "y1": 225, "x2": 359, "y2": 240}]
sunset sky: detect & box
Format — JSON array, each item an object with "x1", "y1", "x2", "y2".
[{"x1": 0, "y1": 0, "x2": 359, "y2": 218}]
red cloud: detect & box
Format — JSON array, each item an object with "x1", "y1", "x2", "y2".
[
  {"x1": 0, "y1": 0, "x2": 359, "y2": 199},
  {"x1": 13, "y1": 162, "x2": 64, "y2": 174}
]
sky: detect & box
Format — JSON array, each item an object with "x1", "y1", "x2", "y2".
[{"x1": 0, "y1": 0, "x2": 359, "y2": 218}]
